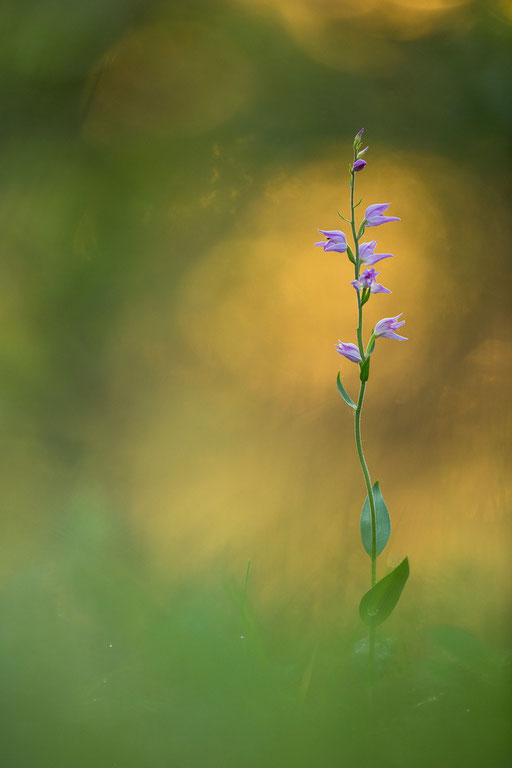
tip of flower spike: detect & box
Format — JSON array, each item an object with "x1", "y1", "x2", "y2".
[{"x1": 353, "y1": 128, "x2": 365, "y2": 150}]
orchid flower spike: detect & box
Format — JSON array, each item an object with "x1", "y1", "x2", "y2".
[
  {"x1": 374, "y1": 314, "x2": 407, "y2": 341},
  {"x1": 359, "y1": 240, "x2": 393, "y2": 266},
  {"x1": 320, "y1": 130, "x2": 411, "y2": 633},
  {"x1": 351, "y1": 267, "x2": 391, "y2": 294},
  {"x1": 364, "y1": 203, "x2": 400, "y2": 227},
  {"x1": 314, "y1": 229, "x2": 348, "y2": 253},
  {"x1": 335, "y1": 341, "x2": 362, "y2": 363},
  {"x1": 353, "y1": 159, "x2": 367, "y2": 173}
]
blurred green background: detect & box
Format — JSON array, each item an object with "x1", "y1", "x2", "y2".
[{"x1": 0, "y1": 0, "x2": 511, "y2": 765}]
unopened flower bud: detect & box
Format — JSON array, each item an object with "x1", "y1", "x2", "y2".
[
  {"x1": 353, "y1": 159, "x2": 367, "y2": 173},
  {"x1": 353, "y1": 127, "x2": 365, "y2": 150}
]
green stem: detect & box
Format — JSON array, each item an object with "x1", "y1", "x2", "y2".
[
  {"x1": 350, "y1": 152, "x2": 378, "y2": 677},
  {"x1": 355, "y1": 381, "x2": 377, "y2": 683},
  {"x1": 369, "y1": 622, "x2": 376, "y2": 690},
  {"x1": 356, "y1": 293, "x2": 364, "y2": 358},
  {"x1": 354, "y1": 383, "x2": 377, "y2": 587},
  {"x1": 350, "y1": 153, "x2": 376, "y2": 584}
]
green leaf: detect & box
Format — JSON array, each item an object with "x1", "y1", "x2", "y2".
[
  {"x1": 359, "y1": 557, "x2": 410, "y2": 628},
  {"x1": 337, "y1": 209, "x2": 352, "y2": 224},
  {"x1": 360, "y1": 481, "x2": 391, "y2": 557},
  {"x1": 366, "y1": 336, "x2": 375, "y2": 356},
  {"x1": 346, "y1": 245, "x2": 355, "y2": 264},
  {"x1": 336, "y1": 372, "x2": 356, "y2": 409},
  {"x1": 359, "y1": 357, "x2": 370, "y2": 382}
]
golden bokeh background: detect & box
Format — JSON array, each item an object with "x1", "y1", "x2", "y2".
[{"x1": 0, "y1": 0, "x2": 510, "y2": 765}]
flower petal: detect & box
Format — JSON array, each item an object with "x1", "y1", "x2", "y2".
[
  {"x1": 361, "y1": 252, "x2": 393, "y2": 266},
  {"x1": 324, "y1": 240, "x2": 348, "y2": 252},
  {"x1": 371, "y1": 283, "x2": 391, "y2": 294},
  {"x1": 380, "y1": 331, "x2": 408, "y2": 341},
  {"x1": 318, "y1": 229, "x2": 346, "y2": 239}
]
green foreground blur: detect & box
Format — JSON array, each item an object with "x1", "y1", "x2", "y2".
[{"x1": 0, "y1": 0, "x2": 510, "y2": 765}]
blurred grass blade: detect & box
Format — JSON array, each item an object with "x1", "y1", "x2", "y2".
[
  {"x1": 337, "y1": 372, "x2": 356, "y2": 409},
  {"x1": 359, "y1": 557, "x2": 409, "y2": 627},
  {"x1": 297, "y1": 644, "x2": 318, "y2": 711},
  {"x1": 360, "y1": 481, "x2": 391, "y2": 557}
]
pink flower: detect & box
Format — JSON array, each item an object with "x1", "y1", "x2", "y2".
[
  {"x1": 374, "y1": 314, "x2": 407, "y2": 341},
  {"x1": 359, "y1": 240, "x2": 393, "y2": 267},
  {"x1": 351, "y1": 268, "x2": 391, "y2": 295},
  {"x1": 364, "y1": 203, "x2": 400, "y2": 227},
  {"x1": 314, "y1": 229, "x2": 348, "y2": 253},
  {"x1": 335, "y1": 341, "x2": 362, "y2": 363}
]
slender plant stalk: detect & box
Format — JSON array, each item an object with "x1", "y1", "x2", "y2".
[
  {"x1": 355, "y1": 380, "x2": 376, "y2": 683},
  {"x1": 354, "y1": 383, "x2": 376, "y2": 586},
  {"x1": 349, "y1": 155, "x2": 378, "y2": 589},
  {"x1": 349, "y1": 152, "x2": 378, "y2": 679}
]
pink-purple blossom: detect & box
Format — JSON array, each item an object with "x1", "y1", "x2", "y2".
[
  {"x1": 353, "y1": 159, "x2": 367, "y2": 173},
  {"x1": 364, "y1": 203, "x2": 400, "y2": 227},
  {"x1": 335, "y1": 341, "x2": 362, "y2": 363},
  {"x1": 359, "y1": 240, "x2": 393, "y2": 266},
  {"x1": 374, "y1": 314, "x2": 407, "y2": 341},
  {"x1": 314, "y1": 229, "x2": 348, "y2": 253},
  {"x1": 351, "y1": 267, "x2": 391, "y2": 294}
]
